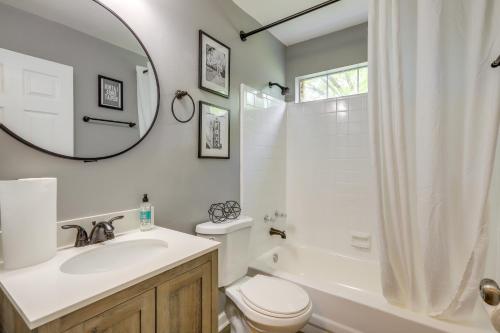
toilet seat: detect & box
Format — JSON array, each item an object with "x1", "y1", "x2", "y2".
[
  {"x1": 225, "y1": 275, "x2": 313, "y2": 332},
  {"x1": 239, "y1": 275, "x2": 311, "y2": 318}
]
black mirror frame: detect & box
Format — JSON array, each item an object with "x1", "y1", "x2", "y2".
[{"x1": 0, "y1": 0, "x2": 161, "y2": 162}]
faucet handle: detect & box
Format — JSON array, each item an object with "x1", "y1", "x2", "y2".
[
  {"x1": 61, "y1": 225, "x2": 89, "y2": 247},
  {"x1": 107, "y1": 215, "x2": 124, "y2": 226}
]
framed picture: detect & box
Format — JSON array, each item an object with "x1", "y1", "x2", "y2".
[
  {"x1": 98, "y1": 75, "x2": 123, "y2": 110},
  {"x1": 198, "y1": 101, "x2": 230, "y2": 159},
  {"x1": 199, "y1": 30, "x2": 231, "y2": 98}
]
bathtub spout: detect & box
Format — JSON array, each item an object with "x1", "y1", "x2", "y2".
[{"x1": 270, "y1": 228, "x2": 286, "y2": 239}]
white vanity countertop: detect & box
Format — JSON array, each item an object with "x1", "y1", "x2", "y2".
[{"x1": 0, "y1": 226, "x2": 219, "y2": 329}]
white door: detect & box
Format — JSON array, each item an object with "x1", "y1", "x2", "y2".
[{"x1": 0, "y1": 48, "x2": 74, "y2": 156}]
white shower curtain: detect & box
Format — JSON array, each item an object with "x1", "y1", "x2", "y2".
[
  {"x1": 369, "y1": 0, "x2": 500, "y2": 320},
  {"x1": 136, "y1": 62, "x2": 157, "y2": 137}
]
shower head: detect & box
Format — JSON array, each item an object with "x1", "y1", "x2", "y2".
[{"x1": 269, "y1": 82, "x2": 290, "y2": 96}]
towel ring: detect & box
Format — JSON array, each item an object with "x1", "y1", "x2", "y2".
[{"x1": 171, "y1": 90, "x2": 195, "y2": 123}]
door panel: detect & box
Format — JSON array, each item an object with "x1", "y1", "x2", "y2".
[
  {"x1": 0, "y1": 47, "x2": 73, "y2": 156},
  {"x1": 157, "y1": 262, "x2": 212, "y2": 333}
]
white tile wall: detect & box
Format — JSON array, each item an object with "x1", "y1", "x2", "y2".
[
  {"x1": 287, "y1": 93, "x2": 378, "y2": 260},
  {"x1": 241, "y1": 86, "x2": 287, "y2": 259}
]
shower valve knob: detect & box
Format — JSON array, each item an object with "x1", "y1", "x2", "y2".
[
  {"x1": 264, "y1": 215, "x2": 276, "y2": 223},
  {"x1": 275, "y1": 210, "x2": 287, "y2": 218}
]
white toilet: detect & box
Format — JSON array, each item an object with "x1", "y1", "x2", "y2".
[{"x1": 196, "y1": 216, "x2": 312, "y2": 333}]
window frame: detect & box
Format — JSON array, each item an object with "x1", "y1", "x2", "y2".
[{"x1": 295, "y1": 62, "x2": 368, "y2": 103}]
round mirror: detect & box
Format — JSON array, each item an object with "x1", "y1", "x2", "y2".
[{"x1": 0, "y1": 0, "x2": 159, "y2": 161}]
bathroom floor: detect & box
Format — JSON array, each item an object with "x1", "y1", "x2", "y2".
[{"x1": 221, "y1": 327, "x2": 304, "y2": 333}]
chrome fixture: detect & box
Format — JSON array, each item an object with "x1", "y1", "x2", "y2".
[
  {"x1": 275, "y1": 210, "x2": 287, "y2": 218},
  {"x1": 264, "y1": 214, "x2": 276, "y2": 223},
  {"x1": 270, "y1": 228, "x2": 287, "y2": 239},
  {"x1": 61, "y1": 215, "x2": 124, "y2": 247},
  {"x1": 61, "y1": 225, "x2": 89, "y2": 247},
  {"x1": 480, "y1": 278, "x2": 500, "y2": 306}
]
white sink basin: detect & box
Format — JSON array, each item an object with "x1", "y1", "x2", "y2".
[{"x1": 60, "y1": 239, "x2": 169, "y2": 275}]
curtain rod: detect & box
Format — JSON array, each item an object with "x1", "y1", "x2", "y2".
[{"x1": 240, "y1": 0, "x2": 342, "y2": 42}]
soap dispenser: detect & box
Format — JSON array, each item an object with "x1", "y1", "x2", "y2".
[{"x1": 140, "y1": 194, "x2": 153, "y2": 231}]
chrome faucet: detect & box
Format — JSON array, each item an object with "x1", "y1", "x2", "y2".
[
  {"x1": 61, "y1": 215, "x2": 124, "y2": 247},
  {"x1": 269, "y1": 227, "x2": 286, "y2": 239}
]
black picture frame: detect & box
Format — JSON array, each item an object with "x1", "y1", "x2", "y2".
[
  {"x1": 199, "y1": 30, "x2": 231, "y2": 99},
  {"x1": 98, "y1": 75, "x2": 124, "y2": 111},
  {"x1": 198, "y1": 101, "x2": 230, "y2": 159}
]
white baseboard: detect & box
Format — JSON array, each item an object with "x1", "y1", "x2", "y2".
[{"x1": 218, "y1": 311, "x2": 229, "y2": 332}]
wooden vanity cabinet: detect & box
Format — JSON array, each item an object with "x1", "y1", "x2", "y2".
[
  {"x1": 157, "y1": 262, "x2": 212, "y2": 333},
  {"x1": 0, "y1": 251, "x2": 218, "y2": 333},
  {"x1": 62, "y1": 290, "x2": 155, "y2": 333}
]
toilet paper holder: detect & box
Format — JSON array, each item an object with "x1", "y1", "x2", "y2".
[{"x1": 480, "y1": 278, "x2": 500, "y2": 306}]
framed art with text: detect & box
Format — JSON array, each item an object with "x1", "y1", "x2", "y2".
[{"x1": 198, "y1": 101, "x2": 230, "y2": 159}]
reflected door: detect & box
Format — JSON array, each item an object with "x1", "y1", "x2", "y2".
[{"x1": 0, "y1": 47, "x2": 74, "y2": 156}]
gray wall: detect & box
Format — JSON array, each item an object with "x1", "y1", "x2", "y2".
[
  {"x1": 0, "y1": 0, "x2": 285, "y2": 232},
  {"x1": 285, "y1": 23, "x2": 368, "y2": 102},
  {"x1": 0, "y1": 3, "x2": 149, "y2": 157}
]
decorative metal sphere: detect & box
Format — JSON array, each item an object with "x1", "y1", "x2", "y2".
[
  {"x1": 224, "y1": 201, "x2": 241, "y2": 220},
  {"x1": 208, "y1": 201, "x2": 242, "y2": 223},
  {"x1": 208, "y1": 203, "x2": 227, "y2": 223}
]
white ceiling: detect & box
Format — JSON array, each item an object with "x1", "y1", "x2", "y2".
[
  {"x1": 0, "y1": 0, "x2": 145, "y2": 56},
  {"x1": 233, "y1": 0, "x2": 368, "y2": 46}
]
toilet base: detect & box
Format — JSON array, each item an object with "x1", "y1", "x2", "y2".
[{"x1": 225, "y1": 298, "x2": 255, "y2": 333}]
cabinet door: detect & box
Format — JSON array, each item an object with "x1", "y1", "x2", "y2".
[
  {"x1": 157, "y1": 262, "x2": 213, "y2": 333},
  {"x1": 64, "y1": 290, "x2": 155, "y2": 333}
]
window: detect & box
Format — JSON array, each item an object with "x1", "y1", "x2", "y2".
[{"x1": 296, "y1": 63, "x2": 368, "y2": 103}]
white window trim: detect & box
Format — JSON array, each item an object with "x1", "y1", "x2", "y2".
[{"x1": 294, "y1": 62, "x2": 368, "y2": 103}]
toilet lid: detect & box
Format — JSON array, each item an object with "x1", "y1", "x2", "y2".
[{"x1": 239, "y1": 275, "x2": 310, "y2": 317}]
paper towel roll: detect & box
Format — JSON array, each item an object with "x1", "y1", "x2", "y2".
[{"x1": 0, "y1": 178, "x2": 57, "y2": 270}]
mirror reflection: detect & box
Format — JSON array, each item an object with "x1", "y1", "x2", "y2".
[{"x1": 0, "y1": 0, "x2": 159, "y2": 159}]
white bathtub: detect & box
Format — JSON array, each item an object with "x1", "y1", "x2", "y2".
[{"x1": 248, "y1": 244, "x2": 492, "y2": 333}]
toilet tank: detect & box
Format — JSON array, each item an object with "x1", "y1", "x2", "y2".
[{"x1": 196, "y1": 216, "x2": 253, "y2": 287}]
